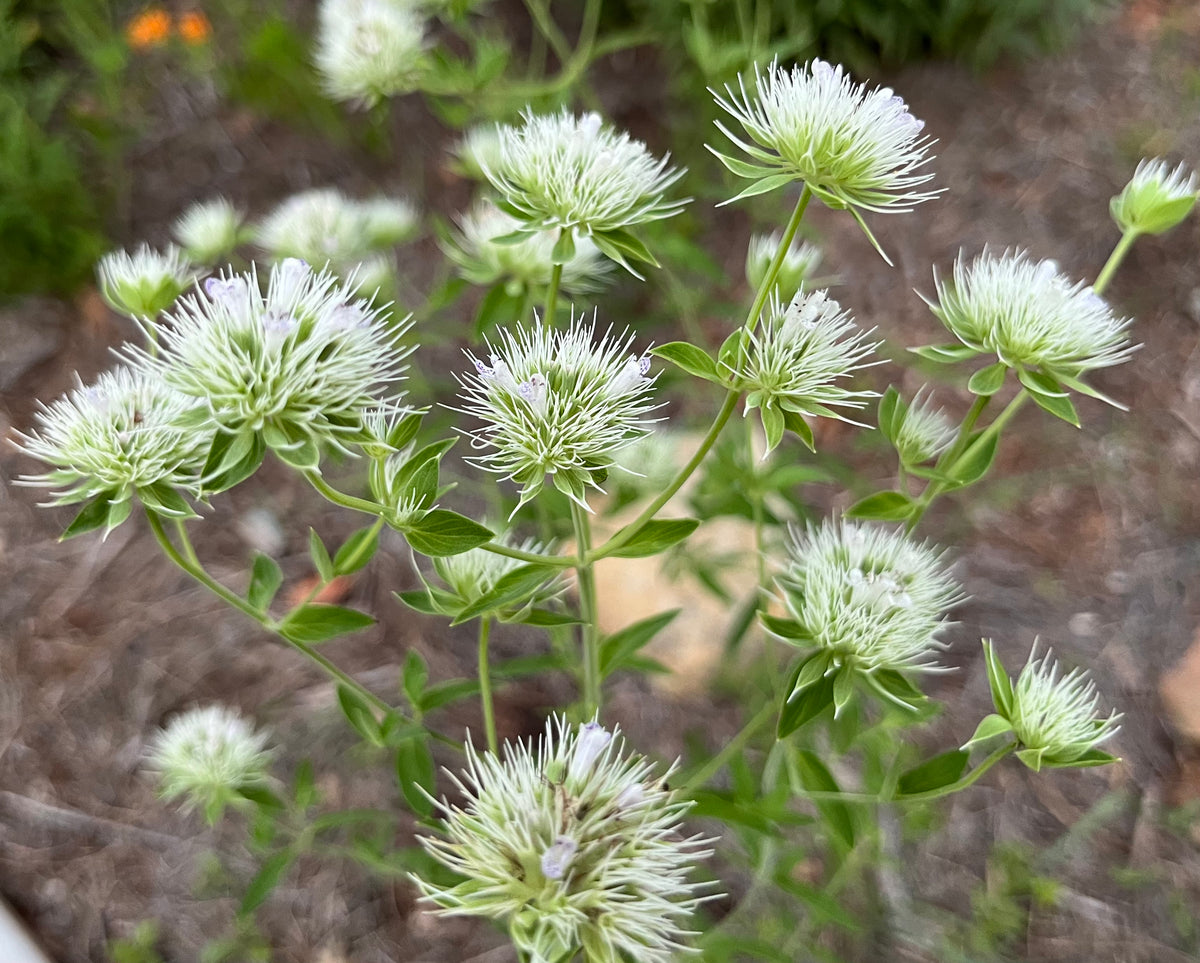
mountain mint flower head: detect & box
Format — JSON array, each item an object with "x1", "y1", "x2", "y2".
[
  {"x1": 745, "y1": 230, "x2": 822, "y2": 302},
  {"x1": 444, "y1": 200, "x2": 613, "y2": 295},
  {"x1": 482, "y1": 109, "x2": 686, "y2": 274},
  {"x1": 431, "y1": 530, "x2": 563, "y2": 617},
  {"x1": 457, "y1": 317, "x2": 659, "y2": 511},
  {"x1": 97, "y1": 243, "x2": 196, "y2": 319},
  {"x1": 733, "y1": 289, "x2": 879, "y2": 454},
  {"x1": 453, "y1": 124, "x2": 505, "y2": 181},
  {"x1": 414, "y1": 716, "x2": 714, "y2": 963},
  {"x1": 256, "y1": 188, "x2": 416, "y2": 287},
  {"x1": 926, "y1": 251, "x2": 1136, "y2": 380},
  {"x1": 890, "y1": 388, "x2": 955, "y2": 465},
  {"x1": 173, "y1": 197, "x2": 247, "y2": 266},
  {"x1": 774, "y1": 520, "x2": 962, "y2": 682},
  {"x1": 315, "y1": 0, "x2": 428, "y2": 107},
  {"x1": 127, "y1": 259, "x2": 410, "y2": 480},
  {"x1": 711, "y1": 59, "x2": 936, "y2": 215},
  {"x1": 148, "y1": 705, "x2": 272, "y2": 824},
  {"x1": 1110, "y1": 158, "x2": 1198, "y2": 236},
  {"x1": 15, "y1": 366, "x2": 208, "y2": 534},
  {"x1": 973, "y1": 640, "x2": 1121, "y2": 772}
]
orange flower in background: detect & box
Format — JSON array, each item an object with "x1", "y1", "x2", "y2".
[
  {"x1": 126, "y1": 7, "x2": 170, "y2": 48},
  {"x1": 177, "y1": 10, "x2": 212, "y2": 45}
]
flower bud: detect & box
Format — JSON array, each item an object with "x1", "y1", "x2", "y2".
[{"x1": 1110, "y1": 158, "x2": 1197, "y2": 236}]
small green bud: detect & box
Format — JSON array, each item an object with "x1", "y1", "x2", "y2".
[{"x1": 1110, "y1": 158, "x2": 1197, "y2": 236}]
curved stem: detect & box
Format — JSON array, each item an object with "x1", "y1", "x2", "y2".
[
  {"x1": 589, "y1": 389, "x2": 739, "y2": 562},
  {"x1": 906, "y1": 392, "x2": 990, "y2": 533},
  {"x1": 481, "y1": 539, "x2": 577, "y2": 568},
  {"x1": 570, "y1": 501, "x2": 602, "y2": 714},
  {"x1": 478, "y1": 616, "x2": 498, "y2": 754},
  {"x1": 522, "y1": 0, "x2": 571, "y2": 66},
  {"x1": 744, "y1": 186, "x2": 812, "y2": 335},
  {"x1": 1093, "y1": 230, "x2": 1139, "y2": 296},
  {"x1": 679, "y1": 701, "x2": 775, "y2": 796}
]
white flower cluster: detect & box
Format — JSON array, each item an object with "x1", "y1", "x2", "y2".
[
  {"x1": 713, "y1": 58, "x2": 936, "y2": 213},
  {"x1": 173, "y1": 197, "x2": 248, "y2": 266},
  {"x1": 775, "y1": 520, "x2": 962, "y2": 675},
  {"x1": 1110, "y1": 158, "x2": 1197, "y2": 236},
  {"x1": 415, "y1": 717, "x2": 713, "y2": 963},
  {"x1": 97, "y1": 244, "x2": 195, "y2": 320},
  {"x1": 927, "y1": 251, "x2": 1135, "y2": 377},
  {"x1": 744, "y1": 230, "x2": 822, "y2": 302},
  {"x1": 315, "y1": 0, "x2": 428, "y2": 107},
  {"x1": 458, "y1": 318, "x2": 659, "y2": 510}
]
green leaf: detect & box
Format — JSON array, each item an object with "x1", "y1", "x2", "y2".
[
  {"x1": 793, "y1": 750, "x2": 856, "y2": 848},
  {"x1": 1028, "y1": 383, "x2": 1080, "y2": 426},
  {"x1": 706, "y1": 147, "x2": 774, "y2": 180},
  {"x1": 759, "y1": 613, "x2": 808, "y2": 642},
  {"x1": 405, "y1": 510, "x2": 493, "y2": 556},
  {"x1": 717, "y1": 328, "x2": 746, "y2": 370},
  {"x1": 962, "y1": 713, "x2": 1015, "y2": 751},
  {"x1": 337, "y1": 684, "x2": 382, "y2": 745},
  {"x1": 780, "y1": 408, "x2": 815, "y2": 451},
  {"x1": 333, "y1": 525, "x2": 380, "y2": 575},
  {"x1": 451, "y1": 562, "x2": 560, "y2": 624},
  {"x1": 1040, "y1": 747, "x2": 1120, "y2": 769},
  {"x1": 474, "y1": 284, "x2": 525, "y2": 334},
  {"x1": 981, "y1": 639, "x2": 1014, "y2": 716},
  {"x1": 845, "y1": 490, "x2": 915, "y2": 522},
  {"x1": 895, "y1": 749, "x2": 970, "y2": 797},
  {"x1": 138, "y1": 482, "x2": 196, "y2": 518},
  {"x1": 877, "y1": 386, "x2": 903, "y2": 443},
  {"x1": 650, "y1": 341, "x2": 720, "y2": 383},
  {"x1": 239, "y1": 849, "x2": 295, "y2": 916},
  {"x1": 832, "y1": 667, "x2": 856, "y2": 716},
  {"x1": 1016, "y1": 747, "x2": 1046, "y2": 771},
  {"x1": 866, "y1": 669, "x2": 927, "y2": 712},
  {"x1": 759, "y1": 404, "x2": 784, "y2": 454},
  {"x1": 593, "y1": 226, "x2": 659, "y2": 266},
  {"x1": 778, "y1": 674, "x2": 835, "y2": 738},
  {"x1": 1017, "y1": 367, "x2": 1070, "y2": 397},
  {"x1": 236, "y1": 785, "x2": 285, "y2": 811},
  {"x1": 309, "y1": 529, "x2": 333, "y2": 582},
  {"x1": 770, "y1": 872, "x2": 862, "y2": 932},
  {"x1": 790, "y1": 651, "x2": 832, "y2": 695},
  {"x1": 847, "y1": 205, "x2": 893, "y2": 266},
  {"x1": 396, "y1": 737, "x2": 435, "y2": 817},
  {"x1": 514, "y1": 607, "x2": 581, "y2": 627},
  {"x1": 946, "y1": 431, "x2": 999, "y2": 486},
  {"x1": 606, "y1": 518, "x2": 699, "y2": 558},
  {"x1": 689, "y1": 790, "x2": 778, "y2": 835},
  {"x1": 600, "y1": 609, "x2": 680, "y2": 676},
  {"x1": 967, "y1": 361, "x2": 1007, "y2": 396},
  {"x1": 719, "y1": 171, "x2": 797, "y2": 205},
  {"x1": 394, "y1": 588, "x2": 458, "y2": 616},
  {"x1": 59, "y1": 496, "x2": 114, "y2": 540},
  {"x1": 1056, "y1": 372, "x2": 1127, "y2": 411},
  {"x1": 909, "y1": 343, "x2": 979, "y2": 364},
  {"x1": 402, "y1": 650, "x2": 428, "y2": 710},
  {"x1": 280, "y1": 604, "x2": 375, "y2": 644},
  {"x1": 247, "y1": 554, "x2": 283, "y2": 613}
]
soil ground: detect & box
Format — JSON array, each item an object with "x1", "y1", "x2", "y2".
[{"x1": 2, "y1": 2, "x2": 1200, "y2": 961}]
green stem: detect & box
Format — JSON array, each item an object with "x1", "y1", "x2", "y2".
[
  {"x1": 304, "y1": 470, "x2": 575, "y2": 568},
  {"x1": 906, "y1": 392, "x2": 990, "y2": 533},
  {"x1": 570, "y1": 500, "x2": 602, "y2": 715},
  {"x1": 522, "y1": 0, "x2": 572, "y2": 66},
  {"x1": 145, "y1": 511, "x2": 453, "y2": 746},
  {"x1": 745, "y1": 186, "x2": 812, "y2": 335},
  {"x1": 589, "y1": 389, "x2": 739, "y2": 562},
  {"x1": 478, "y1": 616, "x2": 498, "y2": 754},
  {"x1": 543, "y1": 260, "x2": 563, "y2": 327},
  {"x1": 679, "y1": 702, "x2": 775, "y2": 796},
  {"x1": 1093, "y1": 230, "x2": 1139, "y2": 296}
]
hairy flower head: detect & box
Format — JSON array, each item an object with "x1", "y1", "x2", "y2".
[
  {"x1": 414, "y1": 716, "x2": 713, "y2": 963},
  {"x1": 482, "y1": 109, "x2": 686, "y2": 272},
  {"x1": 315, "y1": 0, "x2": 428, "y2": 107},
  {"x1": 126, "y1": 259, "x2": 410, "y2": 479},
  {"x1": 712, "y1": 59, "x2": 936, "y2": 213},
  {"x1": 443, "y1": 200, "x2": 612, "y2": 294},
  {"x1": 1110, "y1": 158, "x2": 1198, "y2": 236},
  {"x1": 774, "y1": 520, "x2": 962, "y2": 678},
  {"x1": 926, "y1": 251, "x2": 1136, "y2": 378},
  {"x1": 173, "y1": 197, "x2": 248, "y2": 266},
  {"x1": 457, "y1": 318, "x2": 659, "y2": 511},
  {"x1": 148, "y1": 705, "x2": 272, "y2": 823},
  {"x1": 430, "y1": 530, "x2": 564, "y2": 617},
  {"x1": 733, "y1": 289, "x2": 879, "y2": 454},
  {"x1": 97, "y1": 243, "x2": 196, "y2": 319},
  {"x1": 974, "y1": 640, "x2": 1121, "y2": 772},
  {"x1": 889, "y1": 388, "x2": 955, "y2": 466},
  {"x1": 745, "y1": 231, "x2": 822, "y2": 302},
  {"x1": 15, "y1": 365, "x2": 208, "y2": 533}
]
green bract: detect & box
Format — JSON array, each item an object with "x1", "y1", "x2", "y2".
[
  {"x1": 414, "y1": 717, "x2": 713, "y2": 963},
  {"x1": 711, "y1": 59, "x2": 936, "y2": 214},
  {"x1": 1110, "y1": 158, "x2": 1197, "y2": 237},
  {"x1": 457, "y1": 317, "x2": 660, "y2": 511}
]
